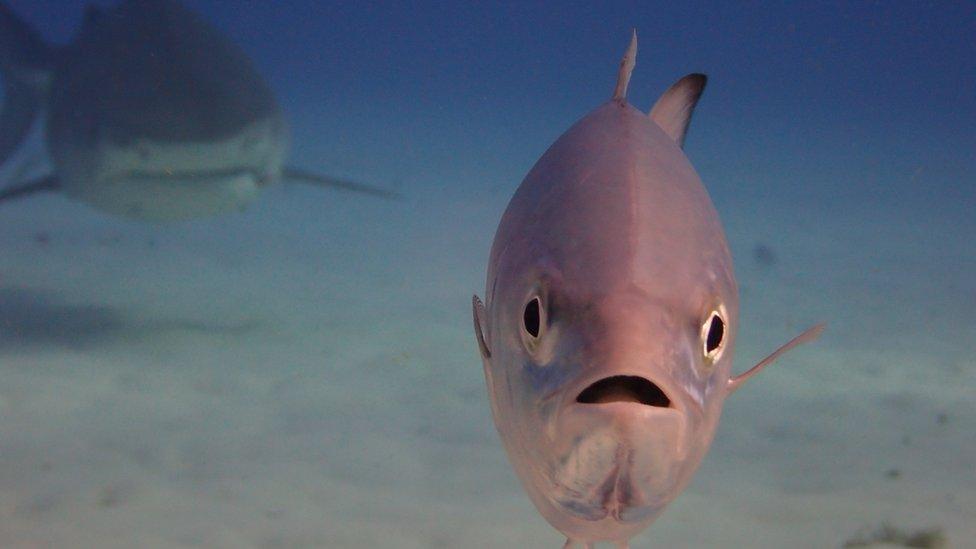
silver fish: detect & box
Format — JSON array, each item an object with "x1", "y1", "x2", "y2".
[{"x1": 472, "y1": 31, "x2": 823, "y2": 548}]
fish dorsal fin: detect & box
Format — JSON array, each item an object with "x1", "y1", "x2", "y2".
[
  {"x1": 727, "y1": 323, "x2": 825, "y2": 394},
  {"x1": 612, "y1": 29, "x2": 637, "y2": 103},
  {"x1": 649, "y1": 73, "x2": 707, "y2": 148}
]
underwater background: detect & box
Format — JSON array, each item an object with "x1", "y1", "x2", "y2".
[{"x1": 0, "y1": 1, "x2": 973, "y2": 547}]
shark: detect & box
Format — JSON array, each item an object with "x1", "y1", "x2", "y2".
[
  {"x1": 0, "y1": 0, "x2": 393, "y2": 222},
  {"x1": 472, "y1": 32, "x2": 824, "y2": 548}
]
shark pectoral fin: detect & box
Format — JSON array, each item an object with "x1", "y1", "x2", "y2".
[
  {"x1": 0, "y1": 80, "x2": 42, "y2": 166},
  {"x1": 472, "y1": 294, "x2": 491, "y2": 360},
  {"x1": 0, "y1": 174, "x2": 59, "y2": 202},
  {"x1": 282, "y1": 167, "x2": 400, "y2": 199},
  {"x1": 0, "y1": 4, "x2": 54, "y2": 166},
  {"x1": 727, "y1": 323, "x2": 826, "y2": 394},
  {"x1": 649, "y1": 73, "x2": 707, "y2": 148}
]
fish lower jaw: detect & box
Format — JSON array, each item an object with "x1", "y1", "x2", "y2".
[
  {"x1": 549, "y1": 478, "x2": 654, "y2": 525},
  {"x1": 544, "y1": 490, "x2": 666, "y2": 545},
  {"x1": 563, "y1": 400, "x2": 682, "y2": 427},
  {"x1": 540, "y1": 462, "x2": 673, "y2": 543}
]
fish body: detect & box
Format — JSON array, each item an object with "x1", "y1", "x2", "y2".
[{"x1": 472, "y1": 33, "x2": 822, "y2": 547}]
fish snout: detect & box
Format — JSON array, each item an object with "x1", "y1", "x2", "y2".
[{"x1": 564, "y1": 294, "x2": 689, "y2": 413}]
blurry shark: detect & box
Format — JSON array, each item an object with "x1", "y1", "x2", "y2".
[
  {"x1": 472, "y1": 32, "x2": 823, "y2": 548},
  {"x1": 0, "y1": 0, "x2": 394, "y2": 222}
]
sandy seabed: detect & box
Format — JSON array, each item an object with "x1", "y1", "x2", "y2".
[{"x1": 0, "y1": 170, "x2": 972, "y2": 549}]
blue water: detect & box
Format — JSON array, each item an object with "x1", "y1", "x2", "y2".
[{"x1": 0, "y1": 1, "x2": 973, "y2": 547}]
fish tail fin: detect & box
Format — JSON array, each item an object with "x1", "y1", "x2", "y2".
[{"x1": 0, "y1": 3, "x2": 54, "y2": 167}]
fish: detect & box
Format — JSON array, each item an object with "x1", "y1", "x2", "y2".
[
  {"x1": 0, "y1": 0, "x2": 395, "y2": 222},
  {"x1": 471, "y1": 31, "x2": 824, "y2": 548}
]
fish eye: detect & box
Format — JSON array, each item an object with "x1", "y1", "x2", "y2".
[
  {"x1": 523, "y1": 297, "x2": 541, "y2": 339},
  {"x1": 702, "y1": 311, "x2": 726, "y2": 359}
]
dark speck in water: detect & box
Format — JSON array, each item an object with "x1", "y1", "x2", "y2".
[
  {"x1": 885, "y1": 468, "x2": 901, "y2": 479},
  {"x1": 97, "y1": 484, "x2": 129, "y2": 508},
  {"x1": 936, "y1": 413, "x2": 948, "y2": 425},
  {"x1": 752, "y1": 243, "x2": 777, "y2": 267},
  {"x1": 33, "y1": 232, "x2": 51, "y2": 246},
  {"x1": 97, "y1": 234, "x2": 123, "y2": 246},
  {"x1": 16, "y1": 492, "x2": 61, "y2": 517}
]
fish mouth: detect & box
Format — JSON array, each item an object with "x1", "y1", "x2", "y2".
[{"x1": 576, "y1": 375, "x2": 672, "y2": 408}]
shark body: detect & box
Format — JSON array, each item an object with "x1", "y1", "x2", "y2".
[{"x1": 0, "y1": 0, "x2": 392, "y2": 222}]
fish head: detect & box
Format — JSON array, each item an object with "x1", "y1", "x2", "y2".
[
  {"x1": 47, "y1": 0, "x2": 287, "y2": 221},
  {"x1": 473, "y1": 35, "x2": 739, "y2": 542},
  {"x1": 476, "y1": 259, "x2": 737, "y2": 539}
]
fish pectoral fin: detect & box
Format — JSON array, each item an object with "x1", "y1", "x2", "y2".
[
  {"x1": 0, "y1": 174, "x2": 59, "y2": 202},
  {"x1": 282, "y1": 167, "x2": 400, "y2": 199},
  {"x1": 0, "y1": 80, "x2": 43, "y2": 167},
  {"x1": 472, "y1": 294, "x2": 491, "y2": 359},
  {"x1": 727, "y1": 323, "x2": 826, "y2": 394}
]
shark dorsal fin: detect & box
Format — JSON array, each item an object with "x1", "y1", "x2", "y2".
[
  {"x1": 649, "y1": 74, "x2": 707, "y2": 147},
  {"x1": 612, "y1": 30, "x2": 637, "y2": 103}
]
